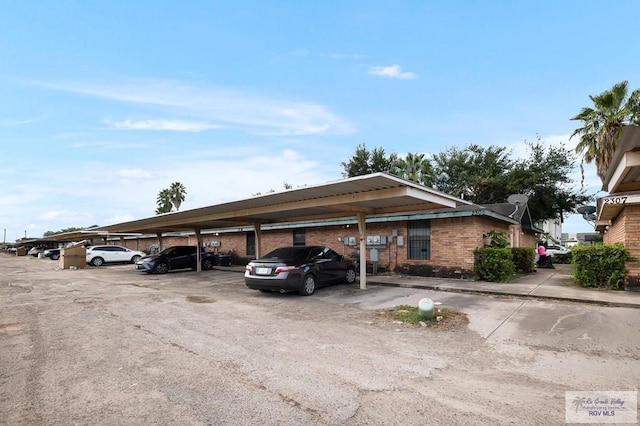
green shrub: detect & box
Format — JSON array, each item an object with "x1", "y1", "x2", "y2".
[
  {"x1": 474, "y1": 247, "x2": 514, "y2": 282},
  {"x1": 572, "y1": 243, "x2": 637, "y2": 289},
  {"x1": 511, "y1": 247, "x2": 535, "y2": 273},
  {"x1": 552, "y1": 252, "x2": 572, "y2": 264},
  {"x1": 485, "y1": 230, "x2": 509, "y2": 248}
]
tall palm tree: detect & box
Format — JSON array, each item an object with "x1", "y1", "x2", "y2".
[
  {"x1": 570, "y1": 80, "x2": 640, "y2": 184},
  {"x1": 395, "y1": 152, "x2": 434, "y2": 186},
  {"x1": 169, "y1": 182, "x2": 187, "y2": 211},
  {"x1": 155, "y1": 189, "x2": 173, "y2": 214}
]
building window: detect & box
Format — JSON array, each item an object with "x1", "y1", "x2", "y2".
[
  {"x1": 408, "y1": 220, "x2": 430, "y2": 260},
  {"x1": 293, "y1": 228, "x2": 306, "y2": 246},
  {"x1": 246, "y1": 233, "x2": 255, "y2": 257}
]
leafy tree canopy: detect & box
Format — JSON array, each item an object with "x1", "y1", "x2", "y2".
[
  {"x1": 394, "y1": 152, "x2": 435, "y2": 186},
  {"x1": 341, "y1": 139, "x2": 590, "y2": 222},
  {"x1": 155, "y1": 182, "x2": 187, "y2": 214},
  {"x1": 504, "y1": 139, "x2": 591, "y2": 221},
  {"x1": 432, "y1": 144, "x2": 513, "y2": 202},
  {"x1": 341, "y1": 143, "x2": 398, "y2": 177},
  {"x1": 43, "y1": 226, "x2": 95, "y2": 237},
  {"x1": 571, "y1": 80, "x2": 640, "y2": 183}
]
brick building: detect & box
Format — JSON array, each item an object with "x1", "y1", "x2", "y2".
[
  {"x1": 596, "y1": 125, "x2": 640, "y2": 287},
  {"x1": 97, "y1": 174, "x2": 539, "y2": 280}
]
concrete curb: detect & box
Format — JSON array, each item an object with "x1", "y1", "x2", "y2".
[{"x1": 366, "y1": 279, "x2": 640, "y2": 309}]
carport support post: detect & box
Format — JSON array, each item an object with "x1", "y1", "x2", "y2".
[
  {"x1": 357, "y1": 212, "x2": 367, "y2": 290},
  {"x1": 253, "y1": 225, "x2": 262, "y2": 259},
  {"x1": 195, "y1": 229, "x2": 203, "y2": 272},
  {"x1": 156, "y1": 233, "x2": 163, "y2": 251}
]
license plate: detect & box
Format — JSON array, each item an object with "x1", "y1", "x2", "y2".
[{"x1": 256, "y1": 267, "x2": 271, "y2": 275}]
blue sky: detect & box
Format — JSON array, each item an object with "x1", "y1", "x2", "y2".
[{"x1": 1, "y1": 1, "x2": 638, "y2": 242}]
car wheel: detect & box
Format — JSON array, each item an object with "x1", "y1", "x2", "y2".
[
  {"x1": 90, "y1": 257, "x2": 104, "y2": 267},
  {"x1": 345, "y1": 267, "x2": 356, "y2": 283},
  {"x1": 155, "y1": 262, "x2": 169, "y2": 274},
  {"x1": 51, "y1": 254, "x2": 60, "y2": 261},
  {"x1": 131, "y1": 255, "x2": 141, "y2": 264},
  {"x1": 202, "y1": 258, "x2": 214, "y2": 270},
  {"x1": 299, "y1": 274, "x2": 316, "y2": 296}
]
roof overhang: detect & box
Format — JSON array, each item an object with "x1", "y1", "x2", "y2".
[
  {"x1": 81, "y1": 173, "x2": 470, "y2": 236},
  {"x1": 595, "y1": 192, "x2": 640, "y2": 231},
  {"x1": 602, "y1": 125, "x2": 640, "y2": 193}
]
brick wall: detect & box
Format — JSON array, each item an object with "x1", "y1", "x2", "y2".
[
  {"x1": 622, "y1": 205, "x2": 640, "y2": 285},
  {"x1": 116, "y1": 215, "x2": 532, "y2": 278},
  {"x1": 603, "y1": 204, "x2": 640, "y2": 287}
]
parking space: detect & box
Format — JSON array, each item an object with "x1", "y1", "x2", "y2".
[{"x1": 1, "y1": 254, "x2": 638, "y2": 424}]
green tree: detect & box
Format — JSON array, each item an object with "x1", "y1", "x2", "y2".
[
  {"x1": 570, "y1": 80, "x2": 640, "y2": 183},
  {"x1": 43, "y1": 226, "x2": 91, "y2": 237},
  {"x1": 156, "y1": 188, "x2": 173, "y2": 214},
  {"x1": 169, "y1": 181, "x2": 187, "y2": 211},
  {"x1": 505, "y1": 140, "x2": 590, "y2": 221},
  {"x1": 341, "y1": 143, "x2": 398, "y2": 177},
  {"x1": 431, "y1": 144, "x2": 513, "y2": 202},
  {"x1": 394, "y1": 152, "x2": 435, "y2": 185}
]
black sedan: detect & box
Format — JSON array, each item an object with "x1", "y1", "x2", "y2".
[
  {"x1": 44, "y1": 248, "x2": 61, "y2": 260},
  {"x1": 244, "y1": 245, "x2": 357, "y2": 296},
  {"x1": 135, "y1": 246, "x2": 216, "y2": 274}
]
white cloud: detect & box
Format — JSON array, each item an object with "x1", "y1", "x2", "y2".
[
  {"x1": 36, "y1": 79, "x2": 355, "y2": 136},
  {"x1": 39, "y1": 210, "x2": 69, "y2": 221},
  {"x1": 117, "y1": 169, "x2": 154, "y2": 179},
  {"x1": 369, "y1": 64, "x2": 418, "y2": 79},
  {"x1": 106, "y1": 119, "x2": 222, "y2": 132}
]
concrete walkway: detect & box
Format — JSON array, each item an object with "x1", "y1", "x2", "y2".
[{"x1": 366, "y1": 264, "x2": 640, "y2": 309}]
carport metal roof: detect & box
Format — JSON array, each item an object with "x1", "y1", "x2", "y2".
[
  {"x1": 90, "y1": 173, "x2": 471, "y2": 289},
  {"x1": 95, "y1": 173, "x2": 469, "y2": 235}
]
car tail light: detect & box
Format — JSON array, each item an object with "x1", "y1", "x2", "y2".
[
  {"x1": 274, "y1": 265, "x2": 295, "y2": 274},
  {"x1": 246, "y1": 265, "x2": 253, "y2": 273}
]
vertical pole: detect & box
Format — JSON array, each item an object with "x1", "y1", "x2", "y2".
[
  {"x1": 195, "y1": 229, "x2": 203, "y2": 272},
  {"x1": 357, "y1": 213, "x2": 367, "y2": 290},
  {"x1": 253, "y1": 224, "x2": 262, "y2": 259}
]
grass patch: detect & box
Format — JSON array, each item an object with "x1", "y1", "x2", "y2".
[{"x1": 377, "y1": 304, "x2": 468, "y2": 329}]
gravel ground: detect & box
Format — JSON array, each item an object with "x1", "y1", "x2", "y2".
[{"x1": 1, "y1": 254, "x2": 638, "y2": 425}]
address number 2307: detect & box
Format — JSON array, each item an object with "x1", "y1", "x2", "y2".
[{"x1": 604, "y1": 196, "x2": 627, "y2": 205}]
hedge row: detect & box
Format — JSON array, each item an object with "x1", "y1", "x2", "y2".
[
  {"x1": 571, "y1": 243, "x2": 636, "y2": 290},
  {"x1": 473, "y1": 246, "x2": 535, "y2": 282},
  {"x1": 474, "y1": 243, "x2": 636, "y2": 289}
]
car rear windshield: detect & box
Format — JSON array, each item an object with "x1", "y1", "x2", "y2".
[{"x1": 263, "y1": 247, "x2": 312, "y2": 262}]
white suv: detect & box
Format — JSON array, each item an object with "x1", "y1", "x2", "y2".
[
  {"x1": 86, "y1": 245, "x2": 146, "y2": 266},
  {"x1": 546, "y1": 245, "x2": 570, "y2": 257}
]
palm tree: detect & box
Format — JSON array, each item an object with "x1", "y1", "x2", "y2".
[
  {"x1": 155, "y1": 189, "x2": 173, "y2": 214},
  {"x1": 169, "y1": 182, "x2": 187, "y2": 211},
  {"x1": 570, "y1": 80, "x2": 640, "y2": 184},
  {"x1": 395, "y1": 153, "x2": 434, "y2": 186}
]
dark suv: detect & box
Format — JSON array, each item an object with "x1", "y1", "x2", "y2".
[{"x1": 135, "y1": 245, "x2": 216, "y2": 274}]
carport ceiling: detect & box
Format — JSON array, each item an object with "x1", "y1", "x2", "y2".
[{"x1": 94, "y1": 173, "x2": 469, "y2": 235}]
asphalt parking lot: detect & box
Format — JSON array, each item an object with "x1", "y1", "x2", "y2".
[{"x1": 1, "y1": 254, "x2": 639, "y2": 425}]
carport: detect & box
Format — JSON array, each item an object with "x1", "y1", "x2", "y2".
[{"x1": 89, "y1": 173, "x2": 467, "y2": 289}]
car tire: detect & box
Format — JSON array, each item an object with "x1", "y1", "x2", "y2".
[
  {"x1": 202, "y1": 258, "x2": 214, "y2": 270},
  {"x1": 155, "y1": 262, "x2": 169, "y2": 274},
  {"x1": 131, "y1": 255, "x2": 141, "y2": 264},
  {"x1": 299, "y1": 274, "x2": 316, "y2": 296},
  {"x1": 345, "y1": 267, "x2": 356, "y2": 284},
  {"x1": 90, "y1": 257, "x2": 104, "y2": 267},
  {"x1": 51, "y1": 254, "x2": 59, "y2": 261}
]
